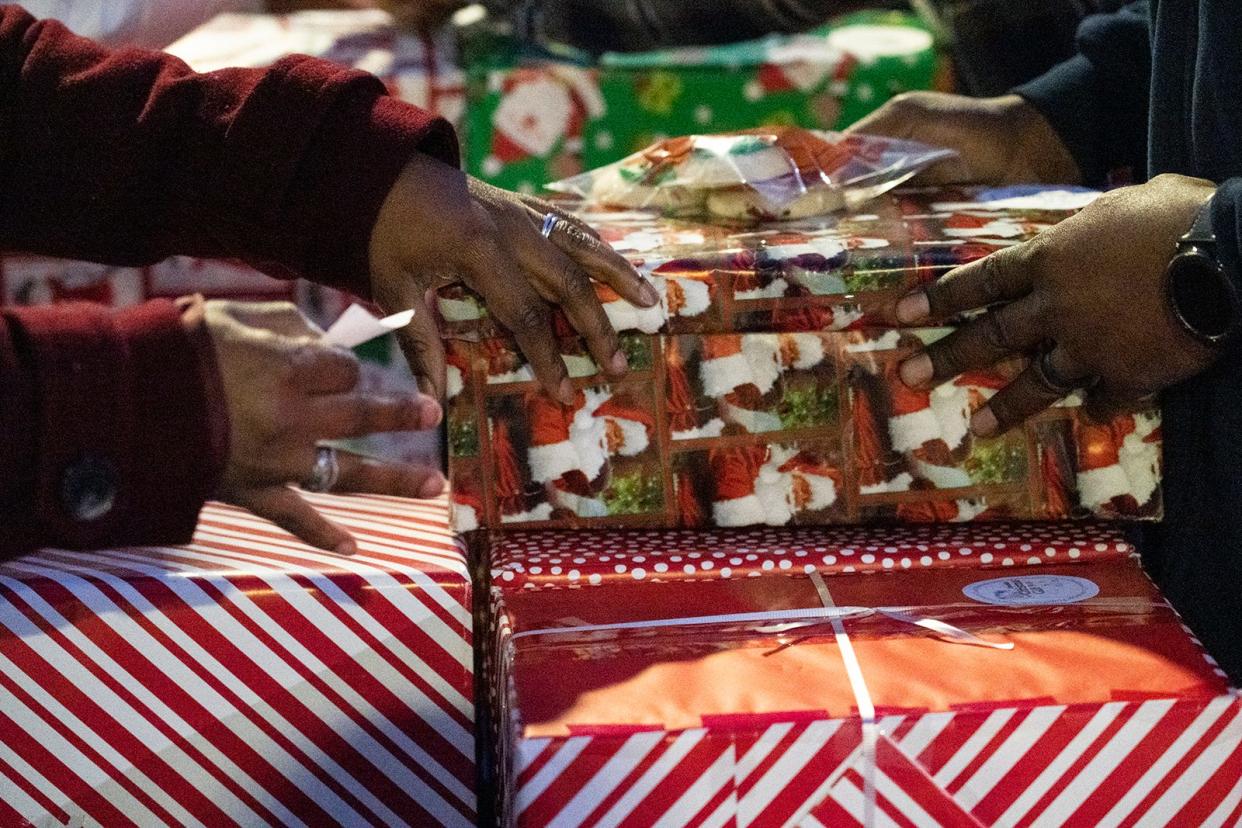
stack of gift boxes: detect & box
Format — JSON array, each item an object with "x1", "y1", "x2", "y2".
[
  {"x1": 4, "y1": 9, "x2": 1242, "y2": 827},
  {"x1": 447, "y1": 185, "x2": 1242, "y2": 826}
]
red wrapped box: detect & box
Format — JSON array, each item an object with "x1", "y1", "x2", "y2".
[
  {"x1": 445, "y1": 186, "x2": 1163, "y2": 531},
  {"x1": 0, "y1": 494, "x2": 475, "y2": 827},
  {"x1": 489, "y1": 552, "x2": 1241, "y2": 826}
]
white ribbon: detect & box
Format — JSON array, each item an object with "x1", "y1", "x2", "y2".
[
  {"x1": 515, "y1": 574, "x2": 1015, "y2": 827},
  {"x1": 811, "y1": 570, "x2": 879, "y2": 826}
]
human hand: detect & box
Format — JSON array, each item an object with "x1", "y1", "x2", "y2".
[
  {"x1": 847, "y1": 92, "x2": 1081, "y2": 186},
  {"x1": 369, "y1": 151, "x2": 660, "y2": 404},
  {"x1": 892, "y1": 175, "x2": 1221, "y2": 435},
  {"x1": 206, "y1": 301, "x2": 445, "y2": 554}
]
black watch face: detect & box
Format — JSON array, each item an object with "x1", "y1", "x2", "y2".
[{"x1": 1169, "y1": 251, "x2": 1236, "y2": 342}]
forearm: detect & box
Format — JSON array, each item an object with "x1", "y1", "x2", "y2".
[
  {"x1": 1013, "y1": 2, "x2": 1151, "y2": 187},
  {"x1": 0, "y1": 5, "x2": 458, "y2": 296},
  {"x1": 496, "y1": 0, "x2": 847, "y2": 53},
  {"x1": 0, "y1": 298, "x2": 227, "y2": 557}
]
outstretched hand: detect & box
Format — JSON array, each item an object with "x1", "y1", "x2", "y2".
[
  {"x1": 891, "y1": 175, "x2": 1220, "y2": 435},
  {"x1": 206, "y1": 301, "x2": 445, "y2": 554},
  {"x1": 369, "y1": 151, "x2": 659, "y2": 404},
  {"x1": 847, "y1": 92, "x2": 1081, "y2": 186}
]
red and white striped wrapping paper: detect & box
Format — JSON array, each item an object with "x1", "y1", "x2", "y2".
[
  {"x1": 0, "y1": 493, "x2": 475, "y2": 827},
  {"x1": 490, "y1": 550, "x2": 1242, "y2": 827}
]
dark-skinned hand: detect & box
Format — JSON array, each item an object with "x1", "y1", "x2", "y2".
[
  {"x1": 892, "y1": 174, "x2": 1221, "y2": 436},
  {"x1": 847, "y1": 92, "x2": 1082, "y2": 186},
  {"x1": 369, "y1": 151, "x2": 659, "y2": 404},
  {"x1": 207, "y1": 301, "x2": 445, "y2": 554}
]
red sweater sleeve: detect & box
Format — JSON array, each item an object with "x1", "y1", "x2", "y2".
[
  {"x1": 0, "y1": 298, "x2": 228, "y2": 556},
  {"x1": 0, "y1": 4, "x2": 460, "y2": 295}
]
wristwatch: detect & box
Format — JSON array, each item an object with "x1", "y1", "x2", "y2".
[{"x1": 1167, "y1": 196, "x2": 1240, "y2": 346}]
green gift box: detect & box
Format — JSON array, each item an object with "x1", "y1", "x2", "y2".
[{"x1": 462, "y1": 10, "x2": 948, "y2": 193}]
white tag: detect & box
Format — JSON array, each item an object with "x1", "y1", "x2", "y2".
[
  {"x1": 323, "y1": 305, "x2": 415, "y2": 349},
  {"x1": 963, "y1": 575, "x2": 1100, "y2": 607}
]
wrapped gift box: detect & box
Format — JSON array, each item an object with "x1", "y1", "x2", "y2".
[
  {"x1": 463, "y1": 10, "x2": 947, "y2": 192},
  {"x1": 0, "y1": 494, "x2": 475, "y2": 827},
  {"x1": 444, "y1": 187, "x2": 1160, "y2": 531},
  {"x1": 487, "y1": 551, "x2": 1241, "y2": 826},
  {"x1": 434, "y1": 185, "x2": 1100, "y2": 340}
]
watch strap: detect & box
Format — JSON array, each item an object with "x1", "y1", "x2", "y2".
[{"x1": 1180, "y1": 198, "x2": 1217, "y2": 250}]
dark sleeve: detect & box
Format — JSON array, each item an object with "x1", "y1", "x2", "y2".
[
  {"x1": 0, "y1": 5, "x2": 460, "y2": 297},
  {"x1": 1012, "y1": 2, "x2": 1151, "y2": 188},
  {"x1": 0, "y1": 297, "x2": 228, "y2": 557},
  {"x1": 494, "y1": 0, "x2": 841, "y2": 53},
  {"x1": 1212, "y1": 178, "x2": 1242, "y2": 297}
]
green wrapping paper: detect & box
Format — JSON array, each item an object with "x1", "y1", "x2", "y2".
[{"x1": 463, "y1": 11, "x2": 948, "y2": 193}]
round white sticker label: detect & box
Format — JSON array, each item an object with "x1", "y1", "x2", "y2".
[{"x1": 963, "y1": 575, "x2": 1100, "y2": 606}]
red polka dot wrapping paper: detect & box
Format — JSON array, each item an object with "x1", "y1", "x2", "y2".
[
  {"x1": 487, "y1": 522, "x2": 1138, "y2": 591},
  {"x1": 488, "y1": 555, "x2": 1242, "y2": 827}
]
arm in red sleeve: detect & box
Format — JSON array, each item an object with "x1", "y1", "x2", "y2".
[
  {"x1": 0, "y1": 297, "x2": 228, "y2": 557},
  {"x1": 0, "y1": 4, "x2": 459, "y2": 296}
]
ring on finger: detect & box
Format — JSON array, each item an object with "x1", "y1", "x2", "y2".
[
  {"x1": 540, "y1": 212, "x2": 558, "y2": 239},
  {"x1": 303, "y1": 445, "x2": 341, "y2": 493},
  {"x1": 1033, "y1": 349, "x2": 1096, "y2": 396}
]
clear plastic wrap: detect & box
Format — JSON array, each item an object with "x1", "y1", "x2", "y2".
[{"x1": 547, "y1": 127, "x2": 956, "y2": 221}]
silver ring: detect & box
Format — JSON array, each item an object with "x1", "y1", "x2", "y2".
[
  {"x1": 304, "y1": 446, "x2": 340, "y2": 493},
  {"x1": 1034, "y1": 349, "x2": 1091, "y2": 396},
  {"x1": 540, "y1": 212, "x2": 558, "y2": 239}
]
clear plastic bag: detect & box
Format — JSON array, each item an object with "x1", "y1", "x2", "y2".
[{"x1": 547, "y1": 127, "x2": 956, "y2": 222}]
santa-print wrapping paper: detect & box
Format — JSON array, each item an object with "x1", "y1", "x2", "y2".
[
  {"x1": 0, "y1": 494, "x2": 475, "y2": 827},
  {"x1": 490, "y1": 558, "x2": 1242, "y2": 827},
  {"x1": 444, "y1": 184, "x2": 1159, "y2": 531},
  {"x1": 447, "y1": 326, "x2": 1162, "y2": 531},
  {"x1": 434, "y1": 185, "x2": 1100, "y2": 341}
]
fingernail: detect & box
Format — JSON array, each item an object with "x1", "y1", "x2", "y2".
[
  {"x1": 638, "y1": 280, "x2": 661, "y2": 307},
  {"x1": 899, "y1": 354, "x2": 933, "y2": 388},
  {"x1": 558, "y1": 378, "x2": 575, "y2": 406},
  {"x1": 971, "y1": 407, "x2": 999, "y2": 437},
  {"x1": 419, "y1": 397, "x2": 443, "y2": 429},
  {"x1": 419, "y1": 474, "x2": 446, "y2": 499},
  {"x1": 609, "y1": 350, "x2": 628, "y2": 375},
  {"x1": 896, "y1": 291, "x2": 931, "y2": 324},
  {"x1": 335, "y1": 538, "x2": 357, "y2": 557}
]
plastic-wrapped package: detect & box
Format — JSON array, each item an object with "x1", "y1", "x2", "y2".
[{"x1": 547, "y1": 127, "x2": 955, "y2": 221}]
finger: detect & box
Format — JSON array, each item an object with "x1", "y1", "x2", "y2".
[
  {"x1": 899, "y1": 295, "x2": 1045, "y2": 388},
  {"x1": 467, "y1": 243, "x2": 574, "y2": 404},
  {"x1": 519, "y1": 195, "x2": 601, "y2": 240},
  {"x1": 513, "y1": 237, "x2": 627, "y2": 378},
  {"x1": 335, "y1": 451, "x2": 447, "y2": 500},
  {"x1": 895, "y1": 242, "x2": 1037, "y2": 324},
  {"x1": 1083, "y1": 386, "x2": 1156, "y2": 424},
  {"x1": 220, "y1": 301, "x2": 324, "y2": 340},
  {"x1": 532, "y1": 210, "x2": 661, "y2": 308},
  {"x1": 236, "y1": 486, "x2": 356, "y2": 555},
  {"x1": 288, "y1": 343, "x2": 362, "y2": 394},
  {"x1": 971, "y1": 347, "x2": 1088, "y2": 437},
  {"x1": 372, "y1": 276, "x2": 448, "y2": 399},
  {"x1": 309, "y1": 392, "x2": 442, "y2": 440}
]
